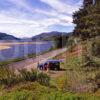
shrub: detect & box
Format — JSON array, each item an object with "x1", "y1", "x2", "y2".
[
  {"x1": 37, "y1": 72, "x2": 50, "y2": 86},
  {"x1": 0, "y1": 66, "x2": 50, "y2": 87},
  {"x1": 19, "y1": 69, "x2": 37, "y2": 82},
  {"x1": 0, "y1": 66, "x2": 18, "y2": 86},
  {"x1": 27, "y1": 53, "x2": 36, "y2": 58}
]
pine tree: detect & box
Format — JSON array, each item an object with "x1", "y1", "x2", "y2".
[
  {"x1": 83, "y1": 0, "x2": 93, "y2": 7},
  {"x1": 73, "y1": 4, "x2": 89, "y2": 40},
  {"x1": 88, "y1": 0, "x2": 100, "y2": 37},
  {"x1": 73, "y1": 0, "x2": 100, "y2": 40}
]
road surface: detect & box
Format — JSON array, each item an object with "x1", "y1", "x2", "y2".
[{"x1": 10, "y1": 48, "x2": 67, "y2": 70}]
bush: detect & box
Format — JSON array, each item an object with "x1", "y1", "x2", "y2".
[
  {"x1": 0, "y1": 66, "x2": 50, "y2": 87},
  {"x1": 37, "y1": 72, "x2": 50, "y2": 86},
  {"x1": 27, "y1": 53, "x2": 36, "y2": 58},
  {"x1": 19, "y1": 69, "x2": 37, "y2": 82},
  {"x1": 0, "y1": 66, "x2": 18, "y2": 86}
]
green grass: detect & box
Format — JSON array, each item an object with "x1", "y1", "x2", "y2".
[
  {"x1": 53, "y1": 52, "x2": 100, "y2": 93},
  {"x1": 0, "y1": 90, "x2": 34, "y2": 100},
  {"x1": 0, "y1": 87, "x2": 100, "y2": 100},
  {"x1": 45, "y1": 93, "x2": 100, "y2": 100}
]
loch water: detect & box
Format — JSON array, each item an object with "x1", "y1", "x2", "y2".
[{"x1": 0, "y1": 41, "x2": 52, "y2": 61}]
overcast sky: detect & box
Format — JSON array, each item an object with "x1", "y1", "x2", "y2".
[{"x1": 0, "y1": 0, "x2": 83, "y2": 37}]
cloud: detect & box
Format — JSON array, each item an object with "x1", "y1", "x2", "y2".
[
  {"x1": 8, "y1": 0, "x2": 56, "y2": 16},
  {"x1": 0, "y1": 12, "x2": 73, "y2": 37},
  {"x1": 9, "y1": 0, "x2": 34, "y2": 12},
  {"x1": 0, "y1": 13, "x2": 47, "y2": 37},
  {"x1": 40, "y1": 0, "x2": 80, "y2": 14},
  {"x1": 0, "y1": 0, "x2": 82, "y2": 37}
]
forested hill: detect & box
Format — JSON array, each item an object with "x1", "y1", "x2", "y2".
[
  {"x1": 0, "y1": 32, "x2": 20, "y2": 40},
  {"x1": 32, "y1": 31, "x2": 72, "y2": 41},
  {"x1": 0, "y1": 31, "x2": 72, "y2": 42}
]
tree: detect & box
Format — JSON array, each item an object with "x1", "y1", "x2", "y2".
[
  {"x1": 73, "y1": 2, "x2": 89, "y2": 40},
  {"x1": 83, "y1": 0, "x2": 93, "y2": 7},
  {"x1": 73, "y1": 0, "x2": 100, "y2": 40},
  {"x1": 54, "y1": 35, "x2": 68, "y2": 49},
  {"x1": 73, "y1": 0, "x2": 100, "y2": 65}
]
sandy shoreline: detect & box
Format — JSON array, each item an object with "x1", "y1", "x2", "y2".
[
  {"x1": 0, "y1": 41, "x2": 47, "y2": 45},
  {"x1": 0, "y1": 46, "x2": 11, "y2": 50}
]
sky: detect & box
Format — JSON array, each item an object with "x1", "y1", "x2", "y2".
[{"x1": 0, "y1": 0, "x2": 83, "y2": 38}]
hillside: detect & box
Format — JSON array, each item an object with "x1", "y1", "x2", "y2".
[
  {"x1": 0, "y1": 32, "x2": 20, "y2": 40},
  {"x1": 32, "y1": 31, "x2": 72, "y2": 41}
]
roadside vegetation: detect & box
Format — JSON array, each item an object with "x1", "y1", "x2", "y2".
[
  {"x1": 0, "y1": 66, "x2": 50, "y2": 87},
  {"x1": 0, "y1": 0, "x2": 100, "y2": 99},
  {"x1": 0, "y1": 57, "x2": 26, "y2": 66},
  {"x1": 0, "y1": 66, "x2": 99, "y2": 100}
]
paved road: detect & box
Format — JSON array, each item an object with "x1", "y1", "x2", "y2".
[{"x1": 10, "y1": 48, "x2": 67, "y2": 70}]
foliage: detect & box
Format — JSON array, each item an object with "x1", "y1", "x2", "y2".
[
  {"x1": 45, "y1": 92, "x2": 100, "y2": 100},
  {"x1": 95, "y1": 73, "x2": 100, "y2": 88},
  {"x1": 91, "y1": 36, "x2": 100, "y2": 57},
  {"x1": 27, "y1": 53, "x2": 36, "y2": 58},
  {"x1": 0, "y1": 89, "x2": 100, "y2": 100},
  {"x1": 54, "y1": 35, "x2": 68, "y2": 49},
  {"x1": 0, "y1": 66, "x2": 18, "y2": 86},
  {"x1": 73, "y1": 0, "x2": 100, "y2": 40},
  {"x1": 19, "y1": 69, "x2": 37, "y2": 82},
  {"x1": 0, "y1": 90, "x2": 34, "y2": 100},
  {"x1": 0, "y1": 66, "x2": 50, "y2": 87},
  {"x1": 37, "y1": 72, "x2": 50, "y2": 86}
]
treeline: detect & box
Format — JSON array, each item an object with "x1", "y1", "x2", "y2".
[{"x1": 53, "y1": 33, "x2": 75, "y2": 49}]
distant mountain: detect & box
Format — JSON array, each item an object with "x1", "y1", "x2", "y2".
[
  {"x1": 32, "y1": 31, "x2": 72, "y2": 41},
  {"x1": 21, "y1": 38, "x2": 32, "y2": 42},
  {"x1": 0, "y1": 31, "x2": 72, "y2": 41},
  {"x1": 0, "y1": 32, "x2": 20, "y2": 40}
]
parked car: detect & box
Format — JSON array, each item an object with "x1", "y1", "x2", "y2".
[{"x1": 38, "y1": 59, "x2": 62, "y2": 71}]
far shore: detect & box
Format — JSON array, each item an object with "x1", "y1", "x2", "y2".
[
  {"x1": 0, "y1": 41, "x2": 48, "y2": 50},
  {"x1": 0, "y1": 41, "x2": 47, "y2": 45},
  {"x1": 0, "y1": 46, "x2": 11, "y2": 50}
]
